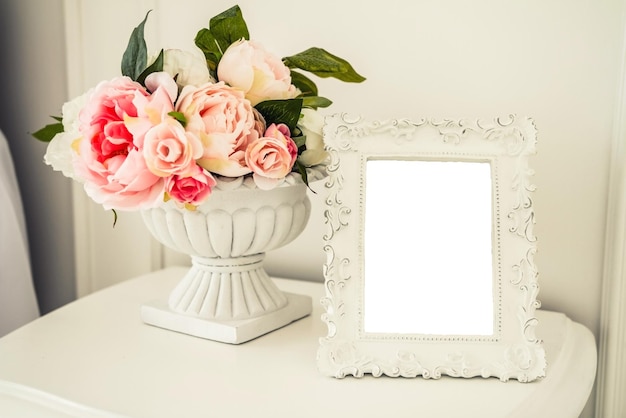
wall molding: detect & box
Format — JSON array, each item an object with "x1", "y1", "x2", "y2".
[
  {"x1": 595, "y1": 12, "x2": 626, "y2": 417},
  {"x1": 63, "y1": 0, "x2": 162, "y2": 297},
  {"x1": 63, "y1": 0, "x2": 92, "y2": 297}
]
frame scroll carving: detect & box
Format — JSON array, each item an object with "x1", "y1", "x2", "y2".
[{"x1": 317, "y1": 114, "x2": 546, "y2": 382}]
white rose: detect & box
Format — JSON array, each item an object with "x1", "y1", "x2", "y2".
[
  {"x1": 157, "y1": 49, "x2": 213, "y2": 88},
  {"x1": 298, "y1": 108, "x2": 328, "y2": 167},
  {"x1": 61, "y1": 88, "x2": 91, "y2": 132},
  {"x1": 44, "y1": 131, "x2": 79, "y2": 180},
  {"x1": 44, "y1": 90, "x2": 92, "y2": 180}
]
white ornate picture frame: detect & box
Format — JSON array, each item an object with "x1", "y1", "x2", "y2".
[{"x1": 317, "y1": 114, "x2": 546, "y2": 382}]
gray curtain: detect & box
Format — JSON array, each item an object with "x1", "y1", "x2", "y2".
[{"x1": 0, "y1": 129, "x2": 39, "y2": 337}]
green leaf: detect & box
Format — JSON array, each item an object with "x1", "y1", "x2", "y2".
[
  {"x1": 111, "y1": 209, "x2": 118, "y2": 228},
  {"x1": 255, "y1": 98, "x2": 303, "y2": 133},
  {"x1": 209, "y1": 5, "x2": 249, "y2": 53},
  {"x1": 121, "y1": 11, "x2": 151, "y2": 81},
  {"x1": 136, "y1": 48, "x2": 164, "y2": 86},
  {"x1": 290, "y1": 70, "x2": 318, "y2": 97},
  {"x1": 302, "y1": 96, "x2": 332, "y2": 109},
  {"x1": 168, "y1": 111, "x2": 187, "y2": 127},
  {"x1": 293, "y1": 135, "x2": 306, "y2": 149},
  {"x1": 195, "y1": 28, "x2": 221, "y2": 76},
  {"x1": 293, "y1": 160, "x2": 314, "y2": 191},
  {"x1": 284, "y1": 47, "x2": 366, "y2": 83},
  {"x1": 31, "y1": 121, "x2": 63, "y2": 142}
]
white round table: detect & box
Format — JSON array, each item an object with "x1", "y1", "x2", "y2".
[{"x1": 0, "y1": 267, "x2": 596, "y2": 418}]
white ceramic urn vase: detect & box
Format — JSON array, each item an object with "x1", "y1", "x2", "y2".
[{"x1": 140, "y1": 173, "x2": 318, "y2": 344}]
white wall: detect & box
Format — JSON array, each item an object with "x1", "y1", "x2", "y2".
[{"x1": 9, "y1": 0, "x2": 625, "y2": 416}]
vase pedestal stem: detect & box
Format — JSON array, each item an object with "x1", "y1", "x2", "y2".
[
  {"x1": 141, "y1": 254, "x2": 312, "y2": 344},
  {"x1": 168, "y1": 254, "x2": 289, "y2": 320}
]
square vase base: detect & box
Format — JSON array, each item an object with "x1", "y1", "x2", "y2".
[{"x1": 141, "y1": 292, "x2": 312, "y2": 344}]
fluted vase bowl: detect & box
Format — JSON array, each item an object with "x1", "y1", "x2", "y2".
[{"x1": 140, "y1": 171, "x2": 321, "y2": 344}]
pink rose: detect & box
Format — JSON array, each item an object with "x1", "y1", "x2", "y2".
[
  {"x1": 143, "y1": 118, "x2": 203, "y2": 177},
  {"x1": 265, "y1": 123, "x2": 297, "y2": 162},
  {"x1": 74, "y1": 76, "x2": 164, "y2": 210},
  {"x1": 144, "y1": 71, "x2": 179, "y2": 103},
  {"x1": 252, "y1": 108, "x2": 267, "y2": 139},
  {"x1": 245, "y1": 123, "x2": 297, "y2": 190},
  {"x1": 176, "y1": 81, "x2": 257, "y2": 177},
  {"x1": 217, "y1": 39, "x2": 300, "y2": 106},
  {"x1": 165, "y1": 164, "x2": 217, "y2": 206},
  {"x1": 125, "y1": 74, "x2": 177, "y2": 148}
]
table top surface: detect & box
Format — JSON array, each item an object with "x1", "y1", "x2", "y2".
[{"x1": 0, "y1": 267, "x2": 597, "y2": 418}]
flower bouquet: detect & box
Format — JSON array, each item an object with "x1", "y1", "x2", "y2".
[
  {"x1": 34, "y1": 4, "x2": 364, "y2": 213},
  {"x1": 33, "y1": 5, "x2": 364, "y2": 344}
]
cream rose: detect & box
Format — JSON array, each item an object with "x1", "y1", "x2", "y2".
[
  {"x1": 217, "y1": 39, "x2": 300, "y2": 106},
  {"x1": 176, "y1": 81, "x2": 256, "y2": 177}
]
